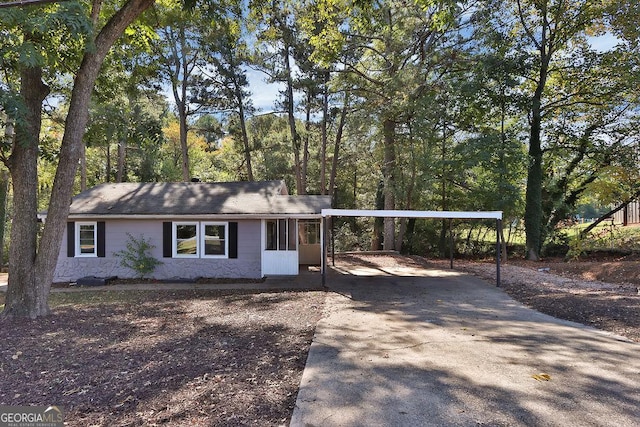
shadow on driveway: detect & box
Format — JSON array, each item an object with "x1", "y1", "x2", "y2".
[{"x1": 291, "y1": 265, "x2": 640, "y2": 426}]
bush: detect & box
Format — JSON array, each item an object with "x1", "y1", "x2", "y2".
[{"x1": 113, "y1": 233, "x2": 162, "y2": 278}]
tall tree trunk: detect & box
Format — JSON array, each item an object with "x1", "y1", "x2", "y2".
[
  {"x1": 4, "y1": 65, "x2": 49, "y2": 318},
  {"x1": 382, "y1": 118, "x2": 396, "y2": 251},
  {"x1": 522, "y1": 0, "x2": 552, "y2": 261},
  {"x1": 178, "y1": 106, "x2": 189, "y2": 181},
  {"x1": 371, "y1": 180, "x2": 384, "y2": 250},
  {"x1": 116, "y1": 135, "x2": 126, "y2": 182},
  {"x1": 320, "y1": 72, "x2": 329, "y2": 195},
  {"x1": 396, "y1": 122, "x2": 417, "y2": 252},
  {"x1": 2, "y1": 0, "x2": 155, "y2": 319},
  {"x1": 169, "y1": 26, "x2": 191, "y2": 182},
  {"x1": 302, "y1": 93, "x2": 311, "y2": 193},
  {"x1": 235, "y1": 85, "x2": 253, "y2": 181},
  {"x1": 329, "y1": 93, "x2": 348, "y2": 198},
  {"x1": 0, "y1": 125, "x2": 13, "y2": 268},
  {"x1": 0, "y1": 169, "x2": 9, "y2": 268},
  {"x1": 439, "y1": 117, "x2": 448, "y2": 257},
  {"x1": 283, "y1": 43, "x2": 303, "y2": 194},
  {"x1": 106, "y1": 143, "x2": 111, "y2": 182}
]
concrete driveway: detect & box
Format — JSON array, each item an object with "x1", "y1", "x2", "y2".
[{"x1": 291, "y1": 265, "x2": 640, "y2": 426}]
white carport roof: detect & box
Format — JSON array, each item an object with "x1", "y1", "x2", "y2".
[
  {"x1": 319, "y1": 208, "x2": 503, "y2": 286},
  {"x1": 322, "y1": 209, "x2": 502, "y2": 220}
]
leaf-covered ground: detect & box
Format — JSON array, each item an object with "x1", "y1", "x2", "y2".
[
  {"x1": 0, "y1": 290, "x2": 325, "y2": 426},
  {"x1": 1, "y1": 253, "x2": 638, "y2": 426},
  {"x1": 434, "y1": 255, "x2": 640, "y2": 343}
]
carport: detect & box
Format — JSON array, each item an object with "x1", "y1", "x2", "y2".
[{"x1": 320, "y1": 209, "x2": 503, "y2": 286}]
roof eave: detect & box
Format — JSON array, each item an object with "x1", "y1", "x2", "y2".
[{"x1": 59, "y1": 213, "x2": 324, "y2": 220}]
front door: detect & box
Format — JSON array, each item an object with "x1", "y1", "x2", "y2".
[
  {"x1": 262, "y1": 219, "x2": 298, "y2": 275},
  {"x1": 298, "y1": 220, "x2": 321, "y2": 265}
]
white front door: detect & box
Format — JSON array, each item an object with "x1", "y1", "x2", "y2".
[{"x1": 262, "y1": 219, "x2": 299, "y2": 275}]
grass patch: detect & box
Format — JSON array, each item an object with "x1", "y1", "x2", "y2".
[
  {"x1": 0, "y1": 290, "x2": 222, "y2": 311},
  {"x1": 48, "y1": 290, "x2": 157, "y2": 307}
]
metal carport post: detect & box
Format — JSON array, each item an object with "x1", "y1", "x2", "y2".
[{"x1": 321, "y1": 209, "x2": 504, "y2": 287}]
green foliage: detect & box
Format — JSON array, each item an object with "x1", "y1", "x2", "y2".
[
  {"x1": 113, "y1": 234, "x2": 162, "y2": 279},
  {"x1": 567, "y1": 222, "x2": 640, "y2": 259},
  {"x1": 1, "y1": 0, "x2": 638, "y2": 266}
]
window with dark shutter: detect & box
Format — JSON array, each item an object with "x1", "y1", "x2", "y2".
[
  {"x1": 97, "y1": 222, "x2": 106, "y2": 257},
  {"x1": 163, "y1": 222, "x2": 172, "y2": 258},
  {"x1": 67, "y1": 222, "x2": 75, "y2": 257},
  {"x1": 229, "y1": 222, "x2": 238, "y2": 259}
]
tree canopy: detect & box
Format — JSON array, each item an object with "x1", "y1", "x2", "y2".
[{"x1": 1, "y1": 0, "x2": 639, "y2": 317}]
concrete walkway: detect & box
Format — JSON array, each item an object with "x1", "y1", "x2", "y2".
[{"x1": 291, "y1": 267, "x2": 640, "y2": 427}]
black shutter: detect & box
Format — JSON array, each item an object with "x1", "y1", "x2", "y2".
[
  {"x1": 229, "y1": 222, "x2": 238, "y2": 259},
  {"x1": 163, "y1": 222, "x2": 172, "y2": 258},
  {"x1": 97, "y1": 222, "x2": 106, "y2": 257},
  {"x1": 67, "y1": 222, "x2": 75, "y2": 257}
]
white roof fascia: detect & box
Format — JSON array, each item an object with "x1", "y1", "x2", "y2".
[
  {"x1": 63, "y1": 213, "x2": 324, "y2": 220},
  {"x1": 321, "y1": 209, "x2": 503, "y2": 220}
]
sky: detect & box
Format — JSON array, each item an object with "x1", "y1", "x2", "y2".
[{"x1": 245, "y1": 68, "x2": 283, "y2": 113}]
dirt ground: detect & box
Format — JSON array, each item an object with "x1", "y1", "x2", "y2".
[
  {"x1": 0, "y1": 253, "x2": 638, "y2": 425},
  {"x1": 0, "y1": 290, "x2": 325, "y2": 426}
]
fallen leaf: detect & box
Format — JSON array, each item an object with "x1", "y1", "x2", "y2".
[{"x1": 532, "y1": 373, "x2": 552, "y2": 381}]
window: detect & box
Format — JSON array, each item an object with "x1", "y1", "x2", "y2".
[
  {"x1": 299, "y1": 220, "x2": 321, "y2": 245},
  {"x1": 76, "y1": 222, "x2": 97, "y2": 257},
  {"x1": 265, "y1": 219, "x2": 296, "y2": 251},
  {"x1": 266, "y1": 220, "x2": 278, "y2": 250},
  {"x1": 173, "y1": 222, "x2": 199, "y2": 257},
  {"x1": 171, "y1": 221, "x2": 229, "y2": 258},
  {"x1": 68, "y1": 221, "x2": 105, "y2": 258},
  {"x1": 202, "y1": 222, "x2": 227, "y2": 258}
]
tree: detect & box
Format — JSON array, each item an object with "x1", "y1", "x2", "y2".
[
  {"x1": 250, "y1": 0, "x2": 305, "y2": 193},
  {"x1": 149, "y1": 0, "x2": 209, "y2": 181},
  {"x1": 1, "y1": 0, "x2": 155, "y2": 319},
  {"x1": 195, "y1": 4, "x2": 256, "y2": 180},
  {"x1": 503, "y1": 0, "x2": 604, "y2": 260},
  {"x1": 308, "y1": 0, "x2": 463, "y2": 250}
]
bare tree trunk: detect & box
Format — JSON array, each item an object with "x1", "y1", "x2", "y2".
[
  {"x1": 439, "y1": 117, "x2": 448, "y2": 256},
  {"x1": 178, "y1": 104, "x2": 189, "y2": 181},
  {"x1": 523, "y1": 0, "x2": 553, "y2": 261},
  {"x1": 372, "y1": 180, "x2": 384, "y2": 250},
  {"x1": 320, "y1": 72, "x2": 329, "y2": 194},
  {"x1": 329, "y1": 93, "x2": 348, "y2": 198},
  {"x1": 235, "y1": 85, "x2": 253, "y2": 181},
  {"x1": 302, "y1": 93, "x2": 311, "y2": 192},
  {"x1": 106, "y1": 143, "x2": 111, "y2": 182},
  {"x1": 4, "y1": 65, "x2": 49, "y2": 318},
  {"x1": 116, "y1": 135, "x2": 126, "y2": 182},
  {"x1": 382, "y1": 118, "x2": 396, "y2": 251},
  {"x1": 283, "y1": 43, "x2": 303, "y2": 194},
  {"x1": 0, "y1": 126, "x2": 14, "y2": 269},
  {"x1": 167, "y1": 25, "x2": 192, "y2": 182},
  {"x1": 0, "y1": 169, "x2": 9, "y2": 268}
]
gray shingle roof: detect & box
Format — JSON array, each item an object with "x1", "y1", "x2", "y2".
[{"x1": 67, "y1": 180, "x2": 331, "y2": 217}]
